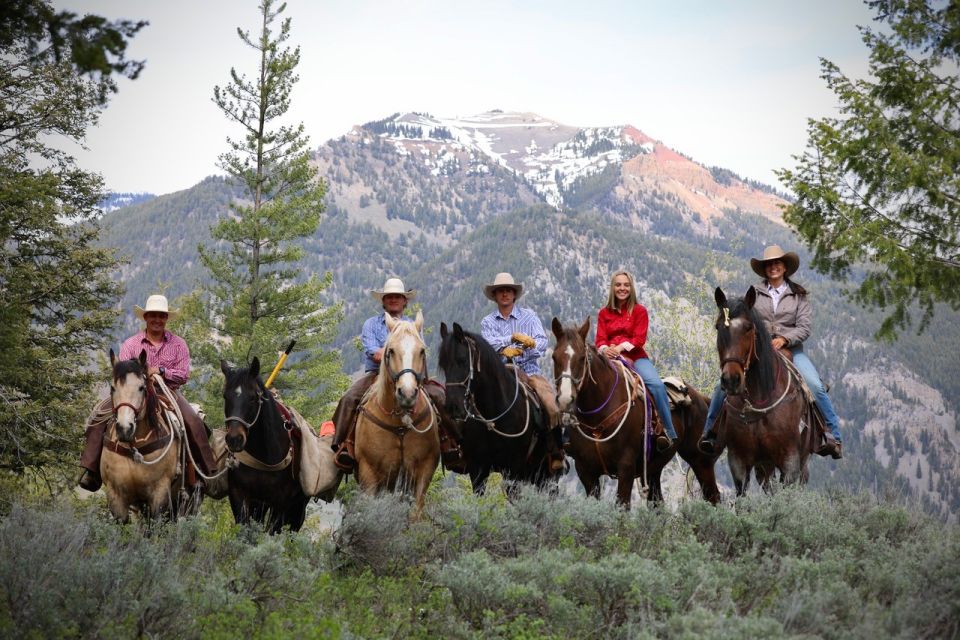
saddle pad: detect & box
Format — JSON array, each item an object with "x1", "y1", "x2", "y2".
[
  {"x1": 272, "y1": 392, "x2": 343, "y2": 499},
  {"x1": 663, "y1": 376, "x2": 692, "y2": 408}
]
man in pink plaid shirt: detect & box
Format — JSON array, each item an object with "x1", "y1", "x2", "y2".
[{"x1": 78, "y1": 295, "x2": 217, "y2": 492}]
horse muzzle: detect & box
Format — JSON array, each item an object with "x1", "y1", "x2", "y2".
[
  {"x1": 225, "y1": 422, "x2": 247, "y2": 452},
  {"x1": 720, "y1": 370, "x2": 745, "y2": 396},
  {"x1": 115, "y1": 420, "x2": 136, "y2": 443}
]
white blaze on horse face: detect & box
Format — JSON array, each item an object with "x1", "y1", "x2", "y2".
[
  {"x1": 395, "y1": 330, "x2": 421, "y2": 399},
  {"x1": 234, "y1": 385, "x2": 242, "y2": 396},
  {"x1": 114, "y1": 371, "x2": 143, "y2": 438},
  {"x1": 557, "y1": 344, "x2": 575, "y2": 410}
]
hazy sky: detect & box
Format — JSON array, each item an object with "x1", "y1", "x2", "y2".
[{"x1": 57, "y1": 0, "x2": 876, "y2": 196}]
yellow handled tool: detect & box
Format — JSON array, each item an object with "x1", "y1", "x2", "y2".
[{"x1": 265, "y1": 340, "x2": 296, "y2": 389}]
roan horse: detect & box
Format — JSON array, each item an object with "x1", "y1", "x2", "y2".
[
  {"x1": 551, "y1": 318, "x2": 720, "y2": 507},
  {"x1": 100, "y1": 349, "x2": 189, "y2": 522},
  {"x1": 220, "y1": 357, "x2": 309, "y2": 532},
  {"x1": 438, "y1": 322, "x2": 559, "y2": 495},
  {"x1": 713, "y1": 286, "x2": 815, "y2": 494},
  {"x1": 354, "y1": 311, "x2": 439, "y2": 515}
]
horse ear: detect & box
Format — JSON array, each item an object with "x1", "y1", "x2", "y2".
[
  {"x1": 578, "y1": 316, "x2": 591, "y2": 340},
  {"x1": 384, "y1": 311, "x2": 398, "y2": 332},
  {"x1": 110, "y1": 348, "x2": 116, "y2": 368},
  {"x1": 250, "y1": 356, "x2": 260, "y2": 378},
  {"x1": 220, "y1": 359, "x2": 231, "y2": 376},
  {"x1": 414, "y1": 309, "x2": 423, "y2": 333},
  {"x1": 745, "y1": 286, "x2": 757, "y2": 309},
  {"x1": 453, "y1": 322, "x2": 464, "y2": 339},
  {"x1": 440, "y1": 322, "x2": 448, "y2": 339},
  {"x1": 551, "y1": 317, "x2": 563, "y2": 340},
  {"x1": 138, "y1": 349, "x2": 148, "y2": 370},
  {"x1": 714, "y1": 287, "x2": 727, "y2": 309}
]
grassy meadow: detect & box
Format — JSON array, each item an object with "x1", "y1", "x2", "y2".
[{"x1": 1, "y1": 480, "x2": 957, "y2": 639}]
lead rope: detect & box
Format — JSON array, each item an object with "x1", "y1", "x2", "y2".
[{"x1": 152, "y1": 375, "x2": 234, "y2": 482}]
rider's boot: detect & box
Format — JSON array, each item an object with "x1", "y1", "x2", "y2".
[
  {"x1": 333, "y1": 438, "x2": 356, "y2": 473},
  {"x1": 698, "y1": 430, "x2": 719, "y2": 456},
  {"x1": 548, "y1": 427, "x2": 566, "y2": 473},
  {"x1": 78, "y1": 468, "x2": 101, "y2": 492}
]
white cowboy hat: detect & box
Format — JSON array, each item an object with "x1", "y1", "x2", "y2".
[
  {"x1": 750, "y1": 245, "x2": 800, "y2": 278},
  {"x1": 483, "y1": 272, "x2": 524, "y2": 301},
  {"x1": 134, "y1": 294, "x2": 179, "y2": 320},
  {"x1": 369, "y1": 277, "x2": 417, "y2": 302}
]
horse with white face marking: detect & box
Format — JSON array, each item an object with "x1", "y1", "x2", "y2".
[{"x1": 354, "y1": 311, "x2": 439, "y2": 515}]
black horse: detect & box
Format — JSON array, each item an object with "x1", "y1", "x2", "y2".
[
  {"x1": 438, "y1": 322, "x2": 559, "y2": 494},
  {"x1": 220, "y1": 357, "x2": 309, "y2": 533}
]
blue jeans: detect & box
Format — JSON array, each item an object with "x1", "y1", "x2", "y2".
[
  {"x1": 702, "y1": 350, "x2": 842, "y2": 442},
  {"x1": 633, "y1": 358, "x2": 678, "y2": 440}
]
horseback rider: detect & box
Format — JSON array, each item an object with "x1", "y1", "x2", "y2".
[
  {"x1": 331, "y1": 277, "x2": 461, "y2": 472},
  {"x1": 78, "y1": 295, "x2": 218, "y2": 492},
  {"x1": 698, "y1": 245, "x2": 843, "y2": 458},
  {"x1": 595, "y1": 270, "x2": 678, "y2": 452},
  {"x1": 479, "y1": 272, "x2": 565, "y2": 473}
]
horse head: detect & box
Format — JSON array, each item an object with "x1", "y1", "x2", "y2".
[
  {"x1": 551, "y1": 316, "x2": 591, "y2": 413},
  {"x1": 382, "y1": 310, "x2": 426, "y2": 411},
  {"x1": 439, "y1": 321, "x2": 473, "y2": 421},
  {"x1": 714, "y1": 286, "x2": 775, "y2": 397},
  {"x1": 110, "y1": 348, "x2": 149, "y2": 442},
  {"x1": 220, "y1": 356, "x2": 265, "y2": 453}
]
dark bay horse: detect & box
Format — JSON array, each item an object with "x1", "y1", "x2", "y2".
[
  {"x1": 101, "y1": 349, "x2": 188, "y2": 522},
  {"x1": 220, "y1": 357, "x2": 309, "y2": 533},
  {"x1": 713, "y1": 287, "x2": 815, "y2": 495},
  {"x1": 438, "y1": 322, "x2": 559, "y2": 494},
  {"x1": 551, "y1": 318, "x2": 720, "y2": 506}
]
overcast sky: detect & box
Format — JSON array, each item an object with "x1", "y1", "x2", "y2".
[{"x1": 57, "y1": 0, "x2": 876, "y2": 196}]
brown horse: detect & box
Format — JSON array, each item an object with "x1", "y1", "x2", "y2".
[
  {"x1": 713, "y1": 287, "x2": 815, "y2": 494},
  {"x1": 354, "y1": 311, "x2": 439, "y2": 515},
  {"x1": 100, "y1": 349, "x2": 189, "y2": 523},
  {"x1": 552, "y1": 318, "x2": 720, "y2": 507}
]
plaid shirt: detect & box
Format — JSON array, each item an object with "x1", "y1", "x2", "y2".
[
  {"x1": 118, "y1": 330, "x2": 190, "y2": 389},
  {"x1": 480, "y1": 306, "x2": 547, "y2": 376}
]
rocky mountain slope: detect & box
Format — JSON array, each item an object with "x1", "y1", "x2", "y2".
[{"x1": 98, "y1": 110, "x2": 960, "y2": 520}]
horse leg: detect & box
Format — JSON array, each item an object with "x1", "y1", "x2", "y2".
[
  {"x1": 574, "y1": 463, "x2": 601, "y2": 500},
  {"x1": 756, "y1": 463, "x2": 775, "y2": 494},
  {"x1": 728, "y1": 453, "x2": 751, "y2": 497},
  {"x1": 470, "y1": 467, "x2": 491, "y2": 495},
  {"x1": 104, "y1": 485, "x2": 131, "y2": 524},
  {"x1": 779, "y1": 450, "x2": 803, "y2": 486},
  {"x1": 645, "y1": 463, "x2": 665, "y2": 505},
  {"x1": 688, "y1": 461, "x2": 721, "y2": 505},
  {"x1": 615, "y1": 465, "x2": 634, "y2": 509}
]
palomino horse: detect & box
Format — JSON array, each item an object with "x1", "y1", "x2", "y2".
[
  {"x1": 438, "y1": 322, "x2": 559, "y2": 495},
  {"x1": 551, "y1": 318, "x2": 720, "y2": 507},
  {"x1": 220, "y1": 357, "x2": 309, "y2": 532},
  {"x1": 354, "y1": 311, "x2": 439, "y2": 515},
  {"x1": 713, "y1": 287, "x2": 815, "y2": 494},
  {"x1": 100, "y1": 349, "x2": 188, "y2": 522}
]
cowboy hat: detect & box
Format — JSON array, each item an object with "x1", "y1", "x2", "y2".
[
  {"x1": 483, "y1": 272, "x2": 524, "y2": 301},
  {"x1": 750, "y1": 245, "x2": 800, "y2": 278},
  {"x1": 134, "y1": 294, "x2": 179, "y2": 320},
  {"x1": 369, "y1": 277, "x2": 417, "y2": 302}
]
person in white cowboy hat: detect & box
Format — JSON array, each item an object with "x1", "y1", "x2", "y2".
[
  {"x1": 78, "y1": 294, "x2": 218, "y2": 492},
  {"x1": 698, "y1": 245, "x2": 843, "y2": 459},
  {"x1": 330, "y1": 277, "x2": 464, "y2": 473},
  {"x1": 480, "y1": 272, "x2": 565, "y2": 472}
]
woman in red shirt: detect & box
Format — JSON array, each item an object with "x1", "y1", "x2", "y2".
[{"x1": 596, "y1": 270, "x2": 677, "y2": 451}]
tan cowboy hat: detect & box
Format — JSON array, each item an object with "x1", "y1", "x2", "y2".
[
  {"x1": 134, "y1": 294, "x2": 179, "y2": 320},
  {"x1": 483, "y1": 272, "x2": 524, "y2": 301},
  {"x1": 369, "y1": 277, "x2": 417, "y2": 302},
  {"x1": 751, "y1": 245, "x2": 800, "y2": 278}
]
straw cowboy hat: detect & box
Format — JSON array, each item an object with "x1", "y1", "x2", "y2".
[
  {"x1": 369, "y1": 277, "x2": 417, "y2": 302},
  {"x1": 750, "y1": 245, "x2": 800, "y2": 279},
  {"x1": 134, "y1": 294, "x2": 179, "y2": 320},
  {"x1": 483, "y1": 272, "x2": 525, "y2": 301}
]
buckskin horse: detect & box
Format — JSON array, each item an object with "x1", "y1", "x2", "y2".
[
  {"x1": 438, "y1": 322, "x2": 559, "y2": 495},
  {"x1": 220, "y1": 357, "x2": 309, "y2": 532},
  {"x1": 100, "y1": 349, "x2": 191, "y2": 522},
  {"x1": 551, "y1": 317, "x2": 720, "y2": 507},
  {"x1": 354, "y1": 311, "x2": 439, "y2": 515},
  {"x1": 713, "y1": 286, "x2": 815, "y2": 494}
]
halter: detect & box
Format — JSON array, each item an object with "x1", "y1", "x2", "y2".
[
  {"x1": 575, "y1": 353, "x2": 620, "y2": 415},
  {"x1": 225, "y1": 388, "x2": 264, "y2": 429},
  {"x1": 384, "y1": 345, "x2": 428, "y2": 386},
  {"x1": 111, "y1": 371, "x2": 149, "y2": 420},
  {"x1": 445, "y1": 335, "x2": 526, "y2": 435}
]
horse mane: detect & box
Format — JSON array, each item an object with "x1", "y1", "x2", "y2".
[
  {"x1": 717, "y1": 296, "x2": 777, "y2": 396},
  {"x1": 112, "y1": 357, "x2": 159, "y2": 429}
]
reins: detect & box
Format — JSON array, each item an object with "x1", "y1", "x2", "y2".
[{"x1": 445, "y1": 336, "x2": 529, "y2": 437}]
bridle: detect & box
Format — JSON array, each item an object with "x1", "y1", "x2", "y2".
[
  {"x1": 111, "y1": 371, "x2": 149, "y2": 420},
  {"x1": 444, "y1": 335, "x2": 524, "y2": 432},
  {"x1": 225, "y1": 387, "x2": 264, "y2": 430},
  {"x1": 556, "y1": 342, "x2": 618, "y2": 416},
  {"x1": 383, "y1": 344, "x2": 428, "y2": 387},
  {"x1": 719, "y1": 321, "x2": 756, "y2": 374}
]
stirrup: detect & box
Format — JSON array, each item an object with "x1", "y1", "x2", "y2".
[
  {"x1": 655, "y1": 434, "x2": 673, "y2": 452},
  {"x1": 333, "y1": 442, "x2": 356, "y2": 473},
  {"x1": 78, "y1": 469, "x2": 101, "y2": 492},
  {"x1": 698, "y1": 432, "x2": 718, "y2": 456}
]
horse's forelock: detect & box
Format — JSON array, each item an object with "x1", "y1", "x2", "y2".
[
  {"x1": 720, "y1": 296, "x2": 776, "y2": 395},
  {"x1": 113, "y1": 357, "x2": 144, "y2": 382}
]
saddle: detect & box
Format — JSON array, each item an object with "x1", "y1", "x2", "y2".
[
  {"x1": 504, "y1": 364, "x2": 547, "y2": 421},
  {"x1": 663, "y1": 376, "x2": 692, "y2": 410},
  {"x1": 616, "y1": 362, "x2": 666, "y2": 438}
]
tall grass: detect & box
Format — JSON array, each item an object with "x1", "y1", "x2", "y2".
[{"x1": 0, "y1": 486, "x2": 957, "y2": 639}]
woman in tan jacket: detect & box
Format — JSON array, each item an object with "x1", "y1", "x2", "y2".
[{"x1": 698, "y1": 246, "x2": 843, "y2": 458}]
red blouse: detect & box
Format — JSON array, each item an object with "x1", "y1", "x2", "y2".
[{"x1": 595, "y1": 304, "x2": 649, "y2": 361}]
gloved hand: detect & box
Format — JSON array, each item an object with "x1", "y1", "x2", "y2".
[
  {"x1": 501, "y1": 346, "x2": 524, "y2": 359},
  {"x1": 511, "y1": 332, "x2": 536, "y2": 349}
]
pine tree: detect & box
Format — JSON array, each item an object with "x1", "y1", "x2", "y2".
[
  {"x1": 178, "y1": 0, "x2": 347, "y2": 423},
  {"x1": 0, "y1": 1, "x2": 145, "y2": 476},
  {"x1": 777, "y1": 0, "x2": 959, "y2": 339}
]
